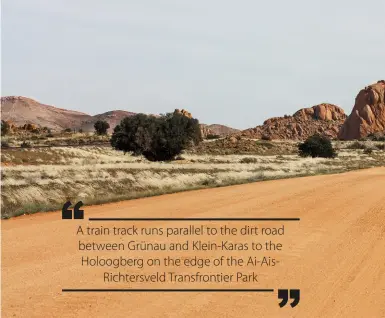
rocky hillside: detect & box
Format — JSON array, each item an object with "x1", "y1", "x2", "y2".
[
  {"x1": 0, "y1": 96, "x2": 90, "y2": 131},
  {"x1": 79, "y1": 110, "x2": 136, "y2": 132},
  {"x1": 240, "y1": 103, "x2": 347, "y2": 140},
  {"x1": 1, "y1": 98, "x2": 238, "y2": 137},
  {"x1": 338, "y1": 80, "x2": 385, "y2": 140},
  {"x1": 0, "y1": 96, "x2": 137, "y2": 132},
  {"x1": 200, "y1": 124, "x2": 240, "y2": 137}
]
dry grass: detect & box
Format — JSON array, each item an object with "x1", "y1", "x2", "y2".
[
  {"x1": 2, "y1": 140, "x2": 385, "y2": 218},
  {"x1": 1, "y1": 132, "x2": 109, "y2": 147}
]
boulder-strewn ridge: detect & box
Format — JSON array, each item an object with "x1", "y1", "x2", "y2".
[{"x1": 240, "y1": 103, "x2": 346, "y2": 140}]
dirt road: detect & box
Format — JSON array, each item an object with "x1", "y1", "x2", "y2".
[{"x1": 2, "y1": 168, "x2": 385, "y2": 317}]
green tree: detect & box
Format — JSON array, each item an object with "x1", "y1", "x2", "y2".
[
  {"x1": 298, "y1": 134, "x2": 337, "y2": 158},
  {"x1": 94, "y1": 120, "x2": 110, "y2": 135},
  {"x1": 1, "y1": 120, "x2": 10, "y2": 135},
  {"x1": 111, "y1": 113, "x2": 202, "y2": 161}
]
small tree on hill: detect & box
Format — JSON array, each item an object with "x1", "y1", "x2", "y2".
[
  {"x1": 94, "y1": 120, "x2": 110, "y2": 135},
  {"x1": 1, "y1": 120, "x2": 10, "y2": 135},
  {"x1": 111, "y1": 113, "x2": 202, "y2": 161},
  {"x1": 298, "y1": 134, "x2": 337, "y2": 158}
]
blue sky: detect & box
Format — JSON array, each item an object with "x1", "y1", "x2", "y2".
[{"x1": 2, "y1": 0, "x2": 385, "y2": 129}]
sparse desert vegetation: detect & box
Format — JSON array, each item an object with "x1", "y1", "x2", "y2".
[
  {"x1": 1, "y1": 131, "x2": 110, "y2": 147},
  {"x1": 1, "y1": 138, "x2": 384, "y2": 218}
]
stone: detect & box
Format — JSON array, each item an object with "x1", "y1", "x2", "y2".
[{"x1": 338, "y1": 80, "x2": 385, "y2": 140}]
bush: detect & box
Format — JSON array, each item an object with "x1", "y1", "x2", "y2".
[
  {"x1": 1, "y1": 140, "x2": 10, "y2": 148},
  {"x1": 63, "y1": 128, "x2": 72, "y2": 133},
  {"x1": 206, "y1": 134, "x2": 220, "y2": 140},
  {"x1": 94, "y1": 120, "x2": 110, "y2": 135},
  {"x1": 375, "y1": 143, "x2": 385, "y2": 151},
  {"x1": 240, "y1": 157, "x2": 258, "y2": 164},
  {"x1": 298, "y1": 134, "x2": 337, "y2": 158},
  {"x1": 111, "y1": 113, "x2": 202, "y2": 161},
  {"x1": 366, "y1": 132, "x2": 385, "y2": 142},
  {"x1": 1, "y1": 120, "x2": 10, "y2": 136},
  {"x1": 256, "y1": 140, "x2": 274, "y2": 149},
  {"x1": 347, "y1": 141, "x2": 367, "y2": 150},
  {"x1": 20, "y1": 141, "x2": 32, "y2": 148},
  {"x1": 363, "y1": 148, "x2": 373, "y2": 155}
]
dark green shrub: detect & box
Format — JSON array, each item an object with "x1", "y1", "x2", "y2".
[
  {"x1": 94, "y1": 120, "x2": 110, "y2": 135},
  {"x1": 366, "y1": 132, "x2": 385, "y2": 141},
  {"x1": 21, "y1": 141, "x2": 32, "y2": 148},
  {"x1": 206, "y1": 134, "x2": 220, "y2": 140},
  {"x1": 240, "y1": 157, "x2": 258, "y2": 164},
  {"x1": 1, "y1": 120, "x2": 10, "y2": 136},
  {"x1": 375, "y1": 143, "x2": 385, "y2": 151},
  {"x1": 1, "y1": 140, "x2": 10, "y2": 148},
  {"x1": 298, "y1": 134, "x2": 337, "y2": 158},
  {"x1": 256, "y1": 140, "x2": 274, "y2": 149},
  {"x1": 63, "y1": 128, "x2": 72, "y2": 133},
  {"x1": 347, "y1": 141, "x2": 367, "y2": 150},
  {"x1": 111, "y1": 113, "x2": 202, "y2": 161}
]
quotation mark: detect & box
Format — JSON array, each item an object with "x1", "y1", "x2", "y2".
[
  {"x1": 278, "y1": 289, "x2": 300, "y2": 307},
  {"x1": 62, "y1": 201, "x2": 84, "y2": 219}
]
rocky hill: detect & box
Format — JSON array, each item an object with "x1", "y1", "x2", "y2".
[
  {"x1": 200, "y1": 124, "x2": 240, "y2": 137},
  {"x1": 0, "y1": 96, "x2": 137, "y2": 132},
  {"x1": 78, "y1": 110, "x2": 136, "y2": 132},
  {"x1": 338, "y1": 80, "x2": 385, "y2": 140},
  {"x1": 0, "y1": 96, "x2": 90, "y2": 131},
  {"x1": 240, "y1": 104, "x2": 347, "y2": 140},
  {"x1": 1, "y1": 98, "x2": 238, "y2": 137}
]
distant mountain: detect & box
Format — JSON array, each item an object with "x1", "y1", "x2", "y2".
[
  {"x1": 0, "y1": 96, "x2": 90, "y2": 130},
  {"x1": 200, "y1": 124, "x2": 240, "y2": 137},
  {"x1": 78, "y1": 110, "x2": 136, "y2": 132},
  {"x1": 1, "y1": 97, "x2": 238, "y2": 137},
  {"x1": 0, "y1": 96, "x2": 136, "y2": 132}
]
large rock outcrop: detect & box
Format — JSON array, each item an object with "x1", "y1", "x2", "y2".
[
  {"x1": 338, "y1": 80, "x2": 385, "y2": 140},
  {"x1": 174, "y1": 108, "x2": 192, "y2": 118},
  {"x1": 174, "y1": 108, "x2": 239, "y2": 138},
  {"x1": 240, "y1": 103, "x2": 346, "y2": 140}
]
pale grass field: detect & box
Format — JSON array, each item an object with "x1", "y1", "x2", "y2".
[{"x1": 1, "y1": 141, "x2": 385, "y2": 218}]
